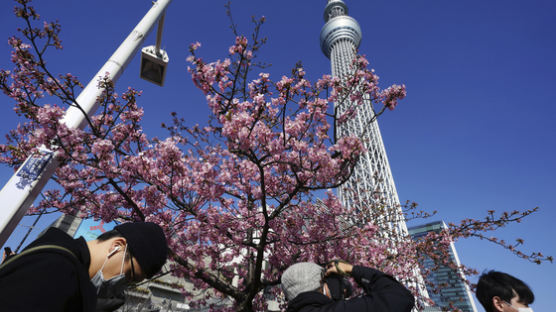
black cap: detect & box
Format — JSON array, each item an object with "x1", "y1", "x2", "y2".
[{"x1": 114, "y1": 222, "x2": 168, "y2": 279}]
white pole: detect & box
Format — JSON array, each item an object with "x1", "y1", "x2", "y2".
[
  {"x1": 0, "y1": 0, "x2": 172, "y2": 248},
  {"x1": 155, "y1": 12, "x2": 166, "y2": 56}
]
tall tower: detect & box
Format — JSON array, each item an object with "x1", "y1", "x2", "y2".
[
  {"x1": 320, "y1": 0, "x2": 429, "y2": 302},
  {"x1": 320, "y1": 0, "x2": 404, "y2": 234}
]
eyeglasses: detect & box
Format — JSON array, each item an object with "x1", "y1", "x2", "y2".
[
  {"x1": 126, "y1": 252, "x2": 139, "y2": 286},
  {"x1": 130, "y1": 254, "x2": 136, "y2": 281}
]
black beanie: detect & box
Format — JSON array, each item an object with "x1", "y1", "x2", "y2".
[{"x1": 114, "y1": 222, "x2": 168, "y2": 279}]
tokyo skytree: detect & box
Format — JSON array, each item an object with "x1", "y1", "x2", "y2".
[{"x1": 320, "y1": 0, "x2": 430, "y2": 301}]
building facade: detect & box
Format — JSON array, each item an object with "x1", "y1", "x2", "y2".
[{"x1": 408, "y1": 221, "x2": 478, "y2": 312}]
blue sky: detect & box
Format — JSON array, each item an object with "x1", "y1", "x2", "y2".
[{"x1": 1, "y1": 0, "x2": 554, "y2": 310}]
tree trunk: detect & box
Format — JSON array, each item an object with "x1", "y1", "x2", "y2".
[{"x1": 236, "y1": 298, "x2": 253, "y2": 312}]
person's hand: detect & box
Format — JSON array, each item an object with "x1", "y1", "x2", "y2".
[
  {"x1": 2, "y1": 247, "x2": 14, "y2": 264},
  {"x1": 325, "y1": 260, "x2": 353, "y2": 276}
]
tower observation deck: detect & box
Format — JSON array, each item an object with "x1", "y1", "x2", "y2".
[{"x1": 320, "y1": 0, "x2": 429, "y2": 302}]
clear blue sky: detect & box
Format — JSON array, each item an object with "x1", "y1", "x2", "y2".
[{"x1": 1, "y1": 1, "x2": 554, "y2": 310}]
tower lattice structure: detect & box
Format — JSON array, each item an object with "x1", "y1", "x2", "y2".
[{"x1": 320, "y1": 0, "x2": 430, "y2": 302}]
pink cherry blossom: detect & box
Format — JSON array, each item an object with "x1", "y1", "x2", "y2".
[{"x1": 0, "y1": 3, "x2": 551, "y2": 311}]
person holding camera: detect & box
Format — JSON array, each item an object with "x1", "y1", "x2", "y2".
[{"x1": 281, "y1": 260, "x2": 415, "y2": 312}]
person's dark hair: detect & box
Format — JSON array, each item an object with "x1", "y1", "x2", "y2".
[
  {"x1": 93, "y1": 223, "x2": 168, "y2": 279},
  {"x1": 96, "y1": 229, "x2": 130, "y2": 260},
  {"x1": 476, "y1": 271, "x2": 534, "y2": 312},
  {"x1": 96, "y1": 229, "x2": 122, "y2": 242}
]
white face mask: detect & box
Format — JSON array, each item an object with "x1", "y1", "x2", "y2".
[
  {"x1": 505, "y1": 301, "x2": 533, "y2": 312},
  {"x1": 90, "y1": 244, "x2": 128, "y2": 297}
]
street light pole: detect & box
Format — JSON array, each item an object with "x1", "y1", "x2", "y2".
[{"x1": 0, "y1": 0, "x2": 172, "y2": 248}]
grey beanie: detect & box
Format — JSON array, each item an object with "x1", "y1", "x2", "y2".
[{"x1": 281, "y1": 262, "x2": 324, "y2": 301}]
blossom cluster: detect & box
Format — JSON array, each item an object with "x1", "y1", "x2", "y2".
[{"x1": 0, "y1": 2, "x2": 550, "y2": 311}]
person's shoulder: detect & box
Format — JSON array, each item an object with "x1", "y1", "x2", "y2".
[
  {"x1": 6, "y1": 245, "x2": 82, "y2": 275},
  {"x1": 26, "y1": 227, "x2": 74, "y2": 247},
  {"x1": 0, "y1": 244, "x2": 92, "y2": 311},
  {"x1": 288, "y1": 291, "x2": 335, "y2": 312}
]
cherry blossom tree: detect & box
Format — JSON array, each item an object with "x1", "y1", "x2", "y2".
[{"x1": 0, "y1": 1, "x2": 551, "y2": 311}]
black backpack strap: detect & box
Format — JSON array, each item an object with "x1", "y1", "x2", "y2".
[{"x1": 0, "y1": 244, "x2": 77, "y2": 272}]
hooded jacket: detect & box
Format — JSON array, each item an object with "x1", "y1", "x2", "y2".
[
  {"x1": 0, "y1": 227, "x2": 96, "y2": 312},
  {"x1": 286, "y1": 266, "x2": 414, "y2": 312}
]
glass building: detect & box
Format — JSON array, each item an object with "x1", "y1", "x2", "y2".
[{"x1": 408, "y1": 221, "x2": 478, "y2": 312}]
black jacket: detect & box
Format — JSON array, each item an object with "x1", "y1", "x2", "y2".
[
  {"x1": 0, "y1": 228, "x2": 97, "y2": 312},
  {"x1": 286, "y1": 266, "x2": 415, "y2": 312}
]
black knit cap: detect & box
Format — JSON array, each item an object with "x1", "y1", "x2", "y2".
[{"x1": 114, "y1": 222, "x2": 168, "y2": 279}]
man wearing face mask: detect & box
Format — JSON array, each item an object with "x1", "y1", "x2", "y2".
[
  {"x1": 0, "y1": 221, "x2": 168, "y2": 312},
  {"x1": 281, "y1": 260, "x2": 414, "y2": 312},
  {"x1": 476, "y1": 271, "x2": 535, "y2": 312}
]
